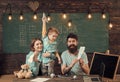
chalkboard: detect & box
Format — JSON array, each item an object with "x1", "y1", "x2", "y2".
[
  {"x1": 90, "y1": 52, "x2": 120, "y2": 79},
  {"x1": 2, "y1": 13, "x2": 109, "y2": 53}
]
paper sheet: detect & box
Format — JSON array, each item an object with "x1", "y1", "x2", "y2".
[
  {"x1": 31, "y1": 78, "x2": 50, "y2": 82},
  {"x1": 77, "y1": 46, "x2": 85, "y2": 59}
]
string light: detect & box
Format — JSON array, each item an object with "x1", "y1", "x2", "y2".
[
  {"x1": 102, "y1": 13, "x2": 106, "y2": 19},
  {"x1": 47, "y1": 13, "x2": 51, "y2": 22},
  {"x1": 33, "y1": 12, "x2": 37, "y2": 20},
  {"x1": 87, "y1": 5, "x2": 92, "y2": 19},
  {"x1": 108, "y1": 19, "x2": 113, "y2": 29},
  {"x1": 67, "y1": 20, "x2": 72, "y2": 27},
  {"x1": 19, "y1": 11, "x2": 24, "y2": 20},
  {"x1": 7, "y1": 4, "x2": 12, "y2": 20},
  {"x1": 87, "y1": 13, "x2": 92, "y2": 19},
  {"x1": 62, "y1": 13, "x2": 67, "y2": 19},
  {"x1": 8, "y1": 13, "x2": 12, "y2": 20},
  {"x1": 109, "y1": 22, "x2": 113, "y2": 29},
  {"x1": 101, "y1": 8, "x2": 106, "y2": 19}
]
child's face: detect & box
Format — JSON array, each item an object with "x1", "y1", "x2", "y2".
[
  {"x1": 33, "y1": 40, "x2": 43, "y2": 52},
  {"x1": 48, "y1": 32, "x2": 58, "y2": 42}
]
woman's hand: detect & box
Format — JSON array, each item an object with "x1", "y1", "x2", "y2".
[
  {"x1": 43, "y1": 52, "x2": 51, "y2": 57},
  {"x1": 33, "y1": 51, "x2": 39, "y2": 62}
]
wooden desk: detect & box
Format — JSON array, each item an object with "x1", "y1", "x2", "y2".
[
  {"x1": 88, "y1": 75, "x2": 120, "y2": 82},
  {"x1": 13, "y1": 75, "x2": 84, "y2": 82},
  {"x1": 13, "y1": 75, "x2": 120, "y2": 82},
  {"x1": 102, "y1": 75, "x2": 120, "y2": 82}
]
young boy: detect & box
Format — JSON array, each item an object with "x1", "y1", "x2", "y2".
[{"x1": 41, "y1": 13, "x2": 61, "y2": 75}]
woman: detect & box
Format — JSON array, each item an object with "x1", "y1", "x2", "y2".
[{"x1": 26, "y1": 38, "x2": 43, "y2": 76}]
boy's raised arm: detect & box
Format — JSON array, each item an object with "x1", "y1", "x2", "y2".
[{"x1": 42, "y1": 13, "x2": 47, "y2": 38}]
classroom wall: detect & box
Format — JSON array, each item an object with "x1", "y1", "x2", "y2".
[{"x1": 0, "y1": 0, "x2": 120, "y2": 74}]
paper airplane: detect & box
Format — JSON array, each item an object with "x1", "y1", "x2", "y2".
[{"x1": 42, "y1": 12, "x2": 48, "y2": 22}]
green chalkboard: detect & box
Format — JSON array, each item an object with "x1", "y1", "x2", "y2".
[{"x1": 2, "y1": 13, "x2": 109, "y2": 53}]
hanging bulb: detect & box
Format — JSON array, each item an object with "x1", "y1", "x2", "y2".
[
  {"x1": 87, "y1": 13, "x2": 92, "y2": 19},
  {"x1": 87, "y1": 6, "x2": 92, "y2": 19},
  {"x1": 102, "y1": 12, "x2": 106, "y2": 19},
  {"x1": 8, "y1": 13, "x2": 12, "y2": 20},
  {"x1": 47, "y1": 14, "x2": 51, "y2": 22},
  {"x1": 20, "y1": 15, "x2": 23, "y2": 20},
  {"x1": 108, "y1": 22, "x2": 113, "y2": 29},
  {"x1": 19, "y1": 11, "x2": 24, "y2": 20},
  {"x1": 33, "y1": 12, "x2": 37, "y2": 20},
  {"x1": 62, "y1": 13, "x2": 67, "y2": 19},
  {"x1": 68, "y1": 20, "x2": 72, "y2": 27},
  {"x1": 7, "y1": 4, "x2": 12, "y2": 21}
]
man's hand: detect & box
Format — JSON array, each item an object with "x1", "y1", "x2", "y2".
[
  {"x1": 79, "y1": 58, "x2": 90, "y2": 74},
  {"x1": 70, "y1": 58, "x2": 79, "y2": 67},
  {"x1": 79, "y1": 58, "x2": 84, "y2": 66},
  {"x1": 62, "y1": 58, "x2": 79, "y2": 74}
]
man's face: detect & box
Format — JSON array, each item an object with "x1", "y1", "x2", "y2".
[{"x1": 67, "y1": 38, "x2": 78, "y2": 54}]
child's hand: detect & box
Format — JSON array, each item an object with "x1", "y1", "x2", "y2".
[
  {"x1": 42, "y1": 17, "x2": 47, "y2": 22},
  {"x1": 58, "y1": 59, "x2": 62, "y2": 64},
  {"x1": 42, "y1": 13, "x2": 48, "y2": 22}
]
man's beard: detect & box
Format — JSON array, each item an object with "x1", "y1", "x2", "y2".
[{"x1": 67, "y1": 44, "x2": 78, "y2": 54}]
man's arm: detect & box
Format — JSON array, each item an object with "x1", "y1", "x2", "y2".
[
  {"x1": 79, "y1": 58, "x2": 90, "y2": 74},
  {"x1": 61, "y1": 64, "x2": 72, "y2": 74},
  {"x1": 61, "y1": 59, "x2": 79, "y2": 74}
]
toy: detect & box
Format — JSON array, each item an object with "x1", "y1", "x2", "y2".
[
  {"x1": 14, "y1": 64, "x2": 32, "y2": 79},
  {"x1": 50, "y1": 73, "x2": 55, "y2": 78}
]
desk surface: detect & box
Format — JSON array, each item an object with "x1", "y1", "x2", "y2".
[
  {"x1": 13, "y1": 75, "x2": 120, "y2": 82},
  {"x1": 13, "y1": 75, "x2": 84, "y2": 82}
]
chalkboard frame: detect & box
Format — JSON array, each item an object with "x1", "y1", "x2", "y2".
[{"x1": 90, "y1": 52, "x2": 120, "y2": 80}]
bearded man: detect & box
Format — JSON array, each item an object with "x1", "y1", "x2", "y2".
[{"x1": 61, "y1": 33, "x2": 89, "y2": 75}]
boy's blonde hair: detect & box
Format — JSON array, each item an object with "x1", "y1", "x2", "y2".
[{"x1": 47, "y1": 27, "x2": 59, "y2": 35}]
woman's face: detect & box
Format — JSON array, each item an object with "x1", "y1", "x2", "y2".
[{"x1": 33, "y1": 40, "x2": 43, "y2": 52}]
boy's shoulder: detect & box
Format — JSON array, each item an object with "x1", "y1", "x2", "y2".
[{"x1": 42, "y1": 36, "x2": 48, "y2": 40}]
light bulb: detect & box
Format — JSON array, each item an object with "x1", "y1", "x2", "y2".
[
  {"x1": 68, "y1": 20, "x2": 72, "y2": 27},
  {"x1": 8, "y1": 15, "x2": 12, "y2": 20},
  {"x1": 62, "y1": 13, "x2": 67, "y2": 19},
  {"x1": 19, "y1": 11, "x2": 24, "y2": 20},
  {"x1": 33, "y1": 14, "x2": 37, "y2": 20},
  {"x1": 47, "y1": 16, "x2": 51, "y2": 21},
  {"x1": 19, "y1": 15, "x2": 23, "y2": 20},
  {"x1": 102, "y1": 13, "x2": 106, "y2": 19},
  {"x1": 8, "y1": 13, "x2": 12, "y2": 20},
  {"x1": 109, "y1": 22, "x2": 113, "y2": 28},
  {"x1": 88, "y1": 13, "x2": 92, "y2": 19}
]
